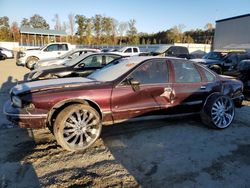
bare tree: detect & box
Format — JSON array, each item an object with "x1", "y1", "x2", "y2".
[
  {"x1": 68, "y1": 13, "x2": 75, "y2": 36},
  {"x1": 204, "y1": 23, "x2": 214, "y2": 31},
  {"x1": 53, "y1": 14, "x2": 61, "y2": 30},
  {"x1": 117, "y1": 21, "x2": 128, "y2": 45}
]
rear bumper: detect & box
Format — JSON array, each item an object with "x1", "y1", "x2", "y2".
[{"x1": 3, "y1": 100, "x2": 48, "y2": 129}]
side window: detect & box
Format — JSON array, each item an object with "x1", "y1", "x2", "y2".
[
  {"x1": 128, "y1": 60, "x2": 168, "y2": 85},
  {"x1": 82, "y1": 55, "x2": 102, "y2": 67},
  {"x1": 84, "y1": 56, "x2": 102, "y2": 67},
  {"x1": 45, "y1": 44, "x2": 59, "y2": 52},
  {"x1": 59, "y1": 44, "x2": 68, "y2": 51},
  {"x1": 124, "y1": 48, "x2": 132, "y2": 53},
  {"x1": 204, "y1": 68, "x2": 215, "y2": 82},
  {"x1": 173, "y1": 60, "x2": 201, "y2": 83},
  {"x1": 105, "y1": 56, "x2": 118, "y2": 64},
  {"x1": 133, "y1": 48, "x2": 138, "y2": 53}
]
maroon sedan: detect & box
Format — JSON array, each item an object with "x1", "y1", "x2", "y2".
[{"x1": 4, "y1": 57, "x2": 244, "y2": 151}]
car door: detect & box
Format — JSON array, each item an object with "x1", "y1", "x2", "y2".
[
  {"x1": 169, "y1": 59, "x2": 220, "y2": 113},
  {"x1": 111, "y1": 59, "x2": 172, "y2": 121},
  {"x1": 43, "y1": 44, "x2": 60, "y2": 58}
]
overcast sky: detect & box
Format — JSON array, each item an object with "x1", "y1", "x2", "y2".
[{"x1": 0, "y1": 0, "x2": 249, "y2": 33}]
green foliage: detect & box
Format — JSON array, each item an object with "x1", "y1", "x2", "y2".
[
  {"x1": 21, "y1": 18, "x2": 30, "y2": 27},
  {"x1": 0, "y1": 16, "x2": 12, "y2": 41},
  {"x1": 0, "y1": 16, "x2": 10, "y2": 28},
  {"x1": 29, "y1": 14, "x2": 50, "y2": 29}
]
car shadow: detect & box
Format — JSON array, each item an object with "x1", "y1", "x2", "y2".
[
  {"x1": 0, "y1": 76, "x2": 41, "y2": 187},
  {"x1": 100, "y1": 115, "x2": 207, "y2": 186}
]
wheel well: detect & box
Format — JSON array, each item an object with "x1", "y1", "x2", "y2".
[
  {"x1": 47, "y1": 99, "x2": 102, "y2": 129},
  {"x1": 26, "y1": 56, "x2": 39, "y2": 63}
]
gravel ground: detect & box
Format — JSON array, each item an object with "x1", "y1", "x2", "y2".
[{"x1": 0, "y1": 59, "x2": 250, "y2": 187}]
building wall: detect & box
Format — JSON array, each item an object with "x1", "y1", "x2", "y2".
[{"x1": 214, "y1": 15, "x2": 250, "y2": 50}]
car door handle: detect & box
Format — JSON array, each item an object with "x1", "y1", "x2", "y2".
[{"x1": 200, "y1": 86, "x2": 206, "y2": 90}]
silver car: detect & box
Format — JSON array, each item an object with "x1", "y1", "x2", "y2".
[{"x1": 34, "y1": 48, "x2": 101, "y2": 69}]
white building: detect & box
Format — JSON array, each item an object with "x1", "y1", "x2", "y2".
[{"x1": 214, "y1": 14, "x2": 250, "y2": 50}]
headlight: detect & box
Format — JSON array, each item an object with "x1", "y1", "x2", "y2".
[{"x1": 12, "y1": 96, "x2": 22, "y2": 108}]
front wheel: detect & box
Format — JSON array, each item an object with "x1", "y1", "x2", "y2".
[
  {"x1": 54, "y1": 104, "x2": 102, "y2": 151},
  {"x1": 201, "y1": 94, "x2": 235, "y2": 129},
  {"x1": 26, "y1": 56, "x2": 39, "y2": 69}
]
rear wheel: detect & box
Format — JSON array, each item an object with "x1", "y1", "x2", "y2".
[
  {"x1": 26, "y1": 56, "x2": 39, "y2": 69},
  {"x1": 54, "y1": 104, "x2": 102, "y2": 151},
  {"x1": 201, "y1": 94, "x2": 235, "y2": 129}
]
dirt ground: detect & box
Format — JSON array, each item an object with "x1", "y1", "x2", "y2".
[{"x1": 0, "y1": 58, "x2": 250, "y2": 188}]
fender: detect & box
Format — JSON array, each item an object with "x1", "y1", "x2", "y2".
[{"x1": 47, "y1": 97, "x2": 102, "y2": 127}]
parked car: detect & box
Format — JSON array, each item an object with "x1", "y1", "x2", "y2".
[
  {"x1": 28, "y1": 53, "x2": 123, "y2": 81},
  {"x1": 0, "y1": 47, "x2": 14, "y2": 59},
  {"x1": 140, "y1": 45, "x2": 190, "y2": 59},
  {"x1": 16, "y1": 43, "x2": 76, "y2": 69},
  {"x1": 111, "y1": 46, "x2": 140, "y2": 56},
  {"x1": 0, "y1": 50, "x2": 5, "y2": 60},
  {"x1": 191, "y1": 50, "x2": 250, "y2": 74},
  {"x1": 231, "y1": 59, "x2": 250, "y2": 100},
  {"x1": 33, "y1": 48, "x2": 101, "y2": 69},
  {"x1": 4, "y1": 56, "x2": 244, "y2": 151}
]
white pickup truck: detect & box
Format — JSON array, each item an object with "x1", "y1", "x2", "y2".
[
  {"x1": 16, "y1": 43, "x2": 76, "y2": 69},
  {"x1": 111, "y1": 46, "x2": 140, "y2": 56}
]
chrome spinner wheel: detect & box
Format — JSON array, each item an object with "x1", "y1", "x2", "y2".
[
  {"x1": 210, "y1": 96, "x2": 235, "y2": 128},
  {"x1": 54, "y1": 104, "x2": 102, "y2": 151}
]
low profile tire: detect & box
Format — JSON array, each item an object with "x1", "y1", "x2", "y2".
[
  {"x1": 54, "y1": 104, "x2": 102, "y2": 151},
  {"x1": 26, "y1": 56, "x2": 39, "y2": 69},
  {"x1": 201, "y1": 94, "x2": 235, "y2": 129}
]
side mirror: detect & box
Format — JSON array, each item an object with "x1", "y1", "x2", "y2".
[
  {"x1": 68, "y1": 55, "x2": 73, "y2": 59},
  {"x1": 78, "y1": 62, "x2": 85, "y2": 67},
  {"x1": 129, "y1": 78, "x2": 140, "y2": 92}
]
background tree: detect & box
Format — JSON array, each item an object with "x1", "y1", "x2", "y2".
[
  {"x1": 204, "y1": 23, "x2": 214, "y2": 31},
  {"x1": 53, "y1": 14, "x2": 62, "y2": 30},
  {"x1": 10, "y1": 22, "x2": 20, "y2": 42},
  {"x1": 75, "y1": 14, "x2": 86, "y2": 44},
  {"x1": 85, "y1": 18, "x2": 93, "y2": 45},
  {"x1": 21, "y1": 18, "x2": 30, "y2": 27},
  {"x1": 0, "y1": 16, "x2": 11, "y2": 41},
  {"x1": 101, "y1": 16, "x2": 113, "y2": 44},
  {"x1": 117, "y1": 21, "x2": 128, "y2": 45},
  {"x1": 29, "y1": 14, "x2": 49, "y2": 29},
  {"x1": 127, "y1": 19, "x2": 138, "y2": 44},
  {"x1": 68, "y1": 13, "x2": 75, "y2": 43},
  {"x1": 92, "y1": 14, "x2": 102, "y2": 44}
]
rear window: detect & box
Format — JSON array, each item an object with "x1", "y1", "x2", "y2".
[
  {"x1": 133, "y1": 48, "x2": 138, "y2": 53},
  {"x1": 172, "y1": 60, "x2": 201, "y2": 83},
  {"x1": 59, "y1": 44, "x2": 69, "y2": 51}
]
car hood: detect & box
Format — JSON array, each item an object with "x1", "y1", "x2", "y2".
[
  {"x1": 36, "y1": 64, "x2": 67, "y2": 71},
  {"x1": 35, "y1": 59, "x2": 66, "y2": 68},
  {"x1": 12, "y1": 77, "x2": 97, "y2": 95}
]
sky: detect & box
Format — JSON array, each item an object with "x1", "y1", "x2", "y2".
[{"x1": 0, "y1": 0, "x2": 249, "y2": 33}]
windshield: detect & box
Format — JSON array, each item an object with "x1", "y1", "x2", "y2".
[
  {"x1": 203, "y1": 52, "x2": 227, "y2": 60},
  {"x1": 117, "y1": 47, "x2": 128, "y2": 52},
  {"x1": 153, "y1": 45, "x2": 171, "y2": 54},
  {"x1": 63, "y1": 52, "x2": 93, "y2": 66},
  {"x1": 88, "y1": 57, "x2": 139, "y2": 82}
]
